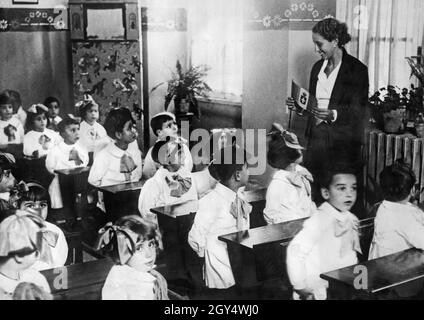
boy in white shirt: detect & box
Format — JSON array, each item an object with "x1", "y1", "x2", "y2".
[
  {"x1": 264, "y1": 123, "x2": 316, "y2": 224},
  {"x1": 44, "y1": 97, "x2": 63, "y2": 132},
  {"x1": 188, "y1": 145, "x2": 251, "y2": 289},
  {"x1": 0, "y1": 91, "x2": 24, "y2": 146},
  {"x1": 138, "y1": 137, "x2": 198, "y2": 226},
  {"x1": 45, "y1": 117, "x2": 89, "y2": 209},
  {"x1": 369, "y1": 161, "x2": 424, "y2": 259},
  {"x1": 142, "y1": 112, "x2": 193, "y2": 179},
  {"x1": 286, "y1": 164, "x2": 361, "y2": 300},
  {"x1": 89, "y1": 108, "x2": 142, "y2": 221}
]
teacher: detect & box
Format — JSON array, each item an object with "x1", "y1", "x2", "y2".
[{"x1": 288, "y1": 18, "x2": 369, "y2": 184}]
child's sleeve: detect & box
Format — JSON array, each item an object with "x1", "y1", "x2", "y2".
[
  {"x1": 397, "y1": 208, "x2": 424, "y2": 250},
  {"x1": 101, "y1": 269, "x2": 128, "y2": 300},
  {"x1": 263, "y1": 181, "x2": 300, "y2": 224},
  {"x1": 93, "y1": 125, "x2": 110, "y2": 151},
  {"x1": 54, "y1": 228, "x2": 69, "y2": 267},
  {"x1": 17, "y1": 122, "x2": 25, "y2": 144},
  {"x1": 88, "y1": 153, "x2": 108, "y2": 187},
  {"x1": 183, "y1": 144, "x2": 193, "y2": 172},
  {"x1": 286, "y1": 215, "x2": 326, "y2": 291},
  {"x1": 187, "y1": 199, "x2": 216, "y2": 257},
  {"x1": 77, "y1": 145, "x2": 89, "y2": 166},
  {"x1": 23, "y1": 133, "x2": 36, "y2": 157},
  {"x1": 45, "y1": 149, "x2": 57, "y2": 175},
  {"x1": 138, "y1": 179, "x2": 161, "y2": 224},
  {"x1": 142, "y1": 148, "x2": 158, "y2": 180}
]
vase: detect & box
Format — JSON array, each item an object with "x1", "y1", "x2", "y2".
[{"x1": 383, "y1": 109, "x2": 405, "y2": 134}]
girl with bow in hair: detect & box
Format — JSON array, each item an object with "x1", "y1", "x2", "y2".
[
  {"x1": 76, "y1": 94, "x2": 110, "y2": 165},
  {"x1": 138, "y1": 137, "x2": 198, "y2": 226},
  {"x1": 0, "y1": 91, "x2": 24, "y2": 145},
  {"x1": 15, "y1": 182, "x2": 68, "y2": 271},
  {"x1": 0, "y1": 211, "x2": 52, "y2": 299},
  {"x1": 188, "y1": 144, "x2": 252, "y2": 290},
  {"x1": 264, "y1": 123, "x2": 316, "y2": 224},
  {"x1": 286, "y1": 163, "x2": 360, "y2": 300},
  {"x1": 98, "y1": 215, "x2": 169, "y2": 300},
  {"x1": 23, "y1": 104, "x2": 61, "y2": 159}
]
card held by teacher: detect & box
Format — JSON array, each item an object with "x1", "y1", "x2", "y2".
[{"x1": 291, "y1": 80, "x2": 317, "y2": 111}]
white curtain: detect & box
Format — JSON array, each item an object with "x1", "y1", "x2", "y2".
[
  {"x1": 337, "y1": 0, "x2": 424, "y2": 93},
  {"x1": 187, "y1": 0, "x2": 243, "y2": 99}
]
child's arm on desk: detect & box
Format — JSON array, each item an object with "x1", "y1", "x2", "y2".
[
  {"x1": 45, "y1": 149, "x2": 58, "y2": 175},
  {"x1": 88, "y1": 154, "x2": 108, "y2": 187},
  {"x1": 187, "y1": 200, "x2": 216, "y2": 257},
  {"x1": 138, "y1": 179, "x2": 161, "y2": 223}
]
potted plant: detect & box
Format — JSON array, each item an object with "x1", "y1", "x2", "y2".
[
  {"x1": 151, "y1": 60, "x2": 212, "y2": 119},
  {"x1": 406, "y1": 50, "x2": 424, "y2": 136}
]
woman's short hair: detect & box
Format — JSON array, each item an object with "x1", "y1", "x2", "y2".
[
  {"x1": 312, "y1": 18, "x2": 351, "y2": 47},
  {"x1": 380, "y1": 160, "x2": 416, "y2": 202}
]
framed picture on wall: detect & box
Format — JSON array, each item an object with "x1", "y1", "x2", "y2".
[{"x1": 13, "y1": 0, "x2": 39, "y2": 4}]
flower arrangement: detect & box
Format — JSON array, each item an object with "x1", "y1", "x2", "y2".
[{"x1": 151, "y1": 60, "x2": 211, "y2": 117}]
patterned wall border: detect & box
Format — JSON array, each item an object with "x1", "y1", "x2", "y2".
[{"x1": 141, "y1": 7, "x2": 187, "y2": 32}]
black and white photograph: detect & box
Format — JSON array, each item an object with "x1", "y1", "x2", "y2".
[{"x1": 0, "y1": 0, "x2": 423, "y2": 305}]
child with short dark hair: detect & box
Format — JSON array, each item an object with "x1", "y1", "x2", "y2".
[
  {"x1": 142, "y1": 112, "x2": 193, "y2": 179},
  {"x1": 0, "y1": 211, "x2": 51, "y2": 298},
  {"x1": 46, "y1": 117, "x2": 89, "y2": 209},
  {"x1": 138, "y1": 137, "x2": 198, "y2": 225},
  {"x1": 3, "y1": 90, "x2": 27, "y2": 127},
  {"x1": 16, "y1": 182, "x2": 68, "y2": 270},
  {"x1": 88, "y1": 107, "x2": 142, "y2": 187},
  {"x1": 97, "y1": 215, "x2": 169, "y2": 300},
  {"x1": 286, "y1": 163, "x2": 361, "y2": 300},
  {"x1": 44, "y1": 96, "x2": 62, "y2": 132},
  {"x1": 0, "y1": 153, "x2": 18, "y2": 216},
  {"x1": 0, "y1": 91, "x2": 25, "y2": 145},
  {"x1": 76, "y1": 95, "x2": 110, "y2": 161},
  {"x1": 369, "y1": 161, "x2": 424, "y2": 259},
  {"x1": 188, "y1": 144, "x2": 251, "y2": 289},
  {"x1": 23, "y1": 104, "x2": 61, "y2": 159},
  {"x1": 264, "y1": 123, "x2": 315, "y2": 224}
]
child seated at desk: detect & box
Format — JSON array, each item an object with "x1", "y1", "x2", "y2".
[
  {"x1": 3, "y1": 90, "x2": 26, "y2": 127},
  {"x1": 0, "y1": 152, "x2": 18, "y2": 216},
  {"x1": 138, "y1": 137, "x2": 198, "y2": 225},
  {"x1": 76, "y1": 95, "x2": 109, "y2": 163},
  {"x1": 142, "y1": 112, "x2": 193, "y2": 180},
  {"x1": 369, "y1": 161, "x2": 424, "y2": 259},
  {"x1": 264, "y1": 123, "x2": 315, "y2": 224},
  {"x1": 286, "y1": 164, "x2": 361, "y2": 300},
  {"x1": 0, "y1": 91, "x2": 24, "y2": 146},
  {"x1": 23, "y1": 104, "x2": 61, "y2": 159},
  {"x1": 16, "y1": 182, "x2": 68, "y2": 270},
  {"x1": 96, "y1": 215, "x2": 169, "y2": 300},
  {"x1": 44, "y1": 97, "x2": 62, "y2": 132},
  {"x1": 45, "y1": 117, "x2": 89, "y2": 209},
  {"x1": 0, "y1": 211, "x2": 51, "y2": 299},
  {"x1": 188, "y1": 144, "x2": 252, "y2": 289},
  {"x1": 88, "y1": 107, "x2": 142, "y2": 187}
]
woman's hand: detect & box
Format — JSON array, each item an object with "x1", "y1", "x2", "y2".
[
  {"x1": 309, "y1": 107, "x2": 335, "y2": 122},
  {"x1": 286, "y1": 97, "x2": 304, "y2": 116}
]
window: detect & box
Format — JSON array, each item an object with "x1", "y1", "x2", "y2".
[{"x1": 187, "y1": 0, "x2": 243, "y2": 101}]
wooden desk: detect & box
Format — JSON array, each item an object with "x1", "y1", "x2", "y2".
[
  {"x1": 97, "y1": 180, "x2": 145, "y2": 194},
  {"x1": 98, "y1": 180, "x2": 145, "y2": 221},
  {"x1": 41, "y1": 258, "x2": 114, "y2": 300},
  {"x1": 219, "y1": 218, "x2": 306, "y2": 288},
  {"x1": 55, "y1": 166, "x2": 91, "y2": 221},
  {"x1": 321, "y1": 248, "x2": 424, "y2": 299},
  {"x1": 220, "y1": 217, "x2": 375, "y2": 288},
  {"x1": 151, "y1": 200, "x2": 202, "y2": 288},
  {"x1": 41, "y1": 258, "x2": 186, "y2": 300}
]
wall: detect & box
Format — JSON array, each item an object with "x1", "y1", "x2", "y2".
[
  {"x1": 139, "y1": 0, "x2": 188, "y2": 148},
  {"x1": 0, "y1": 0, "x2": 73, "y2": 115}
]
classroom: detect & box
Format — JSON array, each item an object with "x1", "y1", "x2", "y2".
[{"x1": 0, "y1": 0, "x2": 423, "y2": 301}]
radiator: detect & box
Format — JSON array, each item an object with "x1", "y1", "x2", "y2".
[{"x1": 366, "y1": 130, "x2": 424, "y2": 204}]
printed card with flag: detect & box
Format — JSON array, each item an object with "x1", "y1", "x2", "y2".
[{"x1": 291, "y1": 80, "x2": 317, "y2": 110}]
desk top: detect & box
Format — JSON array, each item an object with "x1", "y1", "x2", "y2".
[
  {"x1": 98, "y1": 180, "x2": 145, "y2": 194},
  {"x1": 150, "y1": 200, "x2": 199, "y2": 219},
  {"x1": 219, "y1": 218, "x2": 306, "y2": 249},
  {"x1": 41, "y1": 258, "x2": 114, "y2": 294},
  {"x1": 54, "y1": 166, "x2": 91, "y2": 176},
  {"x1": 320, "y1": 248, "x2": 424, "y2": 294}
]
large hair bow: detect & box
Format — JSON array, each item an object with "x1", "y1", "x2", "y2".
[
  {"x1": 165, "y1": 174, "x2": 192, "y2": 198},
  {"x1": 267, "y1": 123, "x2": 304, "y2": 150},
  {"x1": 94, "y1": 222, "x2": 136, "y2": 265},
  {"x1": 28, "y1": 104, "x2": 49, "y2": 114}
]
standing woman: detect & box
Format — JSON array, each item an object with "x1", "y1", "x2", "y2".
[{"x1": 287, "y1": 18, "x2": 369, "y2": 209}]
